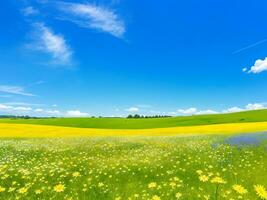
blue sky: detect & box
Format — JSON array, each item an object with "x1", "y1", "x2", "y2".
[{"x1": 0, "y1": 0, "x2": 267, "y2": 117}]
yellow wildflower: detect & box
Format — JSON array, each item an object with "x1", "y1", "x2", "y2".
[
  {"x1": 151, "y1": 195, "x2": 161, "y2": 200},
  {"x1": 148, "y1": 182, "x2": 157, "y2": 188},
  {"x1": 72, "y1": 172, "x2": 81, "y2": 177},
  {"x1": 18, "y1": 187, "x2": 28, "y2": 194},
  {"x1": 0, "y1": 186, "x2": 5, "y2": 192},
  {"x1": 199, "y1": 175, "x2": 209, "y2": 182},
  {"x1": 54, "y1": 184, "x2": 65, "y2": 192},
  {"x1": 254, "y1": 185, "x2": 267, "y2": 199},
  {"x1": 8, "y1": 187, "x2": 15, "y2": 192},
  {"x1": 211, "y1": 176, "x2": 226, "y2": 184},
  {"x1": 232, "y1": 184, "x2": 247, "y2": 194},
  {"x1": 35, "y1": 189, "x2": 42, "y2": 194},
  {"x1": 176, "y1": 192, "x2": 182, "y2": 199},
  {"x1": 170, "y1": 182, "x2": 176, "y2": 188}
]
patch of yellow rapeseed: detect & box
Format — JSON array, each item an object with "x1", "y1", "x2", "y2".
[{"x1": 0, "y1": 122, "x2": 267, "y2": 137}]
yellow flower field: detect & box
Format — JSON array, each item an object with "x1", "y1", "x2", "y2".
[
  {"x1": 0, "y1": 122, "x2": 266, "y2": 199},
  {"x1": 0, "y1": 121, "x2": 267, "y2": 137},
  {"x1": 0, "y1": 135, "x2": 265, "y2": 199}
]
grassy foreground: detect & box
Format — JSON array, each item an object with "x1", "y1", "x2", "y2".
[
  {"x1": 0, "y1": 136, "x2": 266, "y2": 200},
  {"x1": 1, "y1": 109, "x2": 267, "y2": 129},
  {"x1": 0, "y1": 122, "x2": 267, "y2": 137},
  {"x1": 0, "y1": 112, "x2": 267, "y2": 200}
]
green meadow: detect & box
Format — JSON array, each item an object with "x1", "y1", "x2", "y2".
[
  {"x1": 1, "y1": 109, "x2": 267, "y2": 129},
  {"x1": 0, "y1": 110, "x2": 267, "y2": 199},
  {"x1": 0, "y1": 135, "x2": 266, "y2": 199}
]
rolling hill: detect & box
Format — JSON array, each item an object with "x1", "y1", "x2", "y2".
[{"x1": 0, "y1": 109, "x2": 267, "y2": 129}]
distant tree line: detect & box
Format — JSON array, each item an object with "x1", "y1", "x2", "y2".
[
  {"x1": 127, "y1": 114, "x2": 171, "y2": 119},
  {"x1": 0, "y1": 114, "x2": 172, "y2": 119},
  {"x1": 0, "y1": 115, "x2": 41, "y2": 119}
]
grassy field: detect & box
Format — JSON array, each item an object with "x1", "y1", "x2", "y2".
[
  {"x1": 0, "y1": 136, "x2": 266, "y2": 200},
  {"x1": 1, "y1": 109, "x2": 267, "y2": 129},
  {"x1": 0, "y1": 111, "x2": 267, "y2": 199}
]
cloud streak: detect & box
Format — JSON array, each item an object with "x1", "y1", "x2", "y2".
[
  {"x1": 233, "y1": 39, "x2": 267, "y2": 54},
  {"x1": 56, "y1": 2, "x2": 125, "y2": 38},
  {"x1": 0, "y1": 85, "x2": 35, "y2": 96},
  {"x1": 31, "y1": 23, "x2": 73, "y2": 65},
  {"x1": 21, "y1": 6, "x2": 39, "y2": 16},
  {"x1": 125, "y1": 107, "x2": 139, "y2": 112}
]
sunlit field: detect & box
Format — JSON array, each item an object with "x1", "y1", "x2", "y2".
[
  {"x1": 1, "y1": 122, "x2": 267, "y2": 137},
  {"x1": 0, "y1": 135, "x2": 267, "y2": 200}
]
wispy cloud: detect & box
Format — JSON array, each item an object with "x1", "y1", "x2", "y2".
[
  {"x1": 4, "y1": 102, "x2": 44, "y2": 107},
  {"x1": 30, "y1": 23, "x2": 73, "y2": 65},
  {"x1": 46, "y1": 110, "x2": 61, "y2": 115},
  {"x1": 0, "y1": 104, "x2": 59, "y2": 116},
  {"x1": 196, "y1": 109, "x2": 218, "y2": 115},
  {"x1": 177, "y1": 108, "x2": 218, "y2": 115},
  {"x1": 174, "y1": 103, "x2": 266, "y2": 116},
  {"x1": 21, "y1": 6, "x2": 39, "y2": 16},
  {"x1": 66, "y1": 110, "x2": 90, "y2": 117},
  {"x1": 56, "y1": 2, "x2": 125, "y2": 38},
  {"x1": 0, "y1": 85, "x2": 35, "y2": 96},
  {"x1": 0, "y1": 102, "x2": 91, "y2": 117},
  {"x1": 245, "y1": 103, "x2": 265, "y2": 110},
  {"x1": 232, "y1": 39, "x2": 267, "y2": 54},
  {"x1": 245, "y1": 57, "x2": 267, "y2": 74},
  {"x1": 222, "y1": 106, "x2": 243, "y2": 113},
  {"x1": 177, "y1": 108, "x2": 197, "y2": 115},
  {"x1": 125, "y1": 107, "x2": 139, "y2": 112},
  {"x1": 0, "y1": 103, "x2": 32, "y2": 113}
]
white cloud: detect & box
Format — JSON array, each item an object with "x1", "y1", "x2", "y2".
[
  {"x1": 196, "y1": 109, "x2": 218, "y2": 115},
  {"x1": 176, "y1": 108, "x2": 218, "y2": 115},
  {"x1": 223, "y1": 107, "x2": 244, "y2": 113},
  {"x1": 0, "y1": 103, "x2": 91, "y2": 117},
  {"x1": 125, "y1": 107, "x2": 139, "y2": 112},
  {"x1": 242, "y1": 67, "x2": 247, "y2": 72},
  {"x1": 57, "y1": 2, "x2": 125, "y2": 38},
  {"x1": 4, "y1": 102, "x2": 43, "y2": 106},
  {"x1": 0, "y1": 104, "x2": 12, "y2": 110},
  {"x1": 34, "y1": 108, "x2": 44, "y2": 112},
  {"x1": 247, "y1": 57, "x2": 267, "y2": 74},
  {"x1": 0, "y1": 104, "x2": 32, "y2": 113},
  {"x1": 21, "y1": 6, "x2": 39, "y2": 16},
  {"x1": 177, "y1": 108, "x2": 197, "y2": 115},
  {"x1": 31, "y1": 23, "x2": 72, "y2": 65},
  {"x1": 175, "y1": 103, "x2": 264, "y2": 116},
  {"x1": 66, "y1": 110, "x2": 89, "y2": 117},
  {"x1": 46, "y1": 110, "x2": 60, "y2": 115},
  {"x1": 168, "y1": 111, "x2": 177, "y2": 116},
  {"x1": 0, "y1": 85, "x2": 35, "y2": 96},
  {"x1": 13, "y1": 106, "x2": 32, "y2": 111},
  {"x1": 245, "y1": 103, "x2": 265, "y2": 110}
]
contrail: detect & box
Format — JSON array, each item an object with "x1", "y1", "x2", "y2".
[{"x1": 232, "y1": 39, "x2": 267, "y2": 54}]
